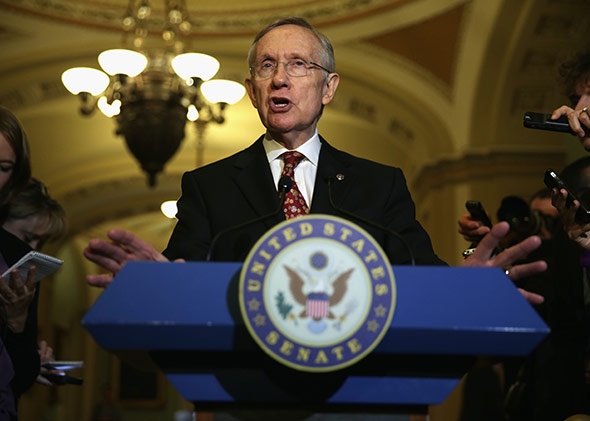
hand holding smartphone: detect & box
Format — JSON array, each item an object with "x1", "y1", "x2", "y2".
[
  {"x1": 462, "y1": 200, "x2": 493, "y2": 256},
  {"x1": 544, "y1": 168, "x2": 590, "y2": 223},
  {"x1": 465, "y1": 200, "x2": 493, "y2": 228},
  {"x1": 40, "y1": 360, "x2": 83, "y2": 386}
]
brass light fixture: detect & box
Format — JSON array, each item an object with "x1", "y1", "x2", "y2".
[{"x1": 61, "y1": 0, "x2": 245, "y2": 187}]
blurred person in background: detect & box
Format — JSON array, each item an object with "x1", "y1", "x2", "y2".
[
  {"x1": 0, "y1": 106, "x2": 31, "y2": 421},
  {"x1": 0, "y1": 178, "x2": 67, "y2": 417}
]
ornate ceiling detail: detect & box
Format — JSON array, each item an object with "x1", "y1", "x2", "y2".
[
  {"x1": 0, "y1": 80, "x2": 64, "y2": 110},
  {"x1": 366, "y1": 3, "x2": 464, "y2": 87},
  {"x1": 413, "y1": 150, "x2": 566, "y2": 193},
  {"x1": 1, "y1": 0, "x2": 410, "y2": 35}
]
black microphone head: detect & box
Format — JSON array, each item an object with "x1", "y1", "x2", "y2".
[{"x1": 278, "y1": 175, "x2": 292, "y2": 192}]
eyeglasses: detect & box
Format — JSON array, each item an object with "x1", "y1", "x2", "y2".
[{"x1": 250, "y1": 59, "x2": 331, "y2": 80}]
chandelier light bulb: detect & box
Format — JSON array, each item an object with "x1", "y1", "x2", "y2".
[
  {"x1": 186, "y1": 104, "x2": 199, "y2": 121},
  {"x1": 61, "y1": 67, "x2": 110, "y2": 96},
  {"x1": 122, "y1": 15, "x2": 135, "y2": 30},
  {"x1": 97, "y1": 97, "x2": 121, "y2": 117},
  {"x1": 137, "y1": 2, "x2": 151, "y2": 20},
  {"x1": 171, "y1": 53, "x2": 220, "y2": 81},
  {"x1": 200, "y1": 79, "x2": 246, "y2": 105},
  {"x1": 160, "y1": 200, "x2": 178, "y2": 219},
  {"x1": 98, "y1": 49, "x2": 148, "y2": 77},
  {"x1": 168, "y1": 9, "x2": 182, "y2": 24}
]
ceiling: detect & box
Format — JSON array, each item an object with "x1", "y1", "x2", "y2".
[{"x1": 0, "y1": 0, "x2": 589, "y2": 252}]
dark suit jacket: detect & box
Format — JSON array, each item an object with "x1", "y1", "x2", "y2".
[{"x1": 163, "y1": 136, "x2": 445, "y2": 266}]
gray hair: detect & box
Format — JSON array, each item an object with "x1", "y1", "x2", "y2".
[{"x1": 247, "y1": 17, "x2": 335, "y2": 73}]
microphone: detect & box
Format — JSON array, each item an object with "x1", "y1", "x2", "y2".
[
  {"x1": 326, "y1": 177, "x2": 416, "y2": 266},
  {"x1": 523, "y1": 111, "x2": 574, "y2": 134},
  {"x1": 206, "y1": 176, "x2": 292, "y2": 261},
  {"x1": 278, "y1": 175, "x2": 293, "y2": 195}
]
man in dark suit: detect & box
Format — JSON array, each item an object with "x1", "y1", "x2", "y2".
[
  {"x1": 161, "y1": 136, "x2": 446, "y2": 264},
  {"x1": 84, "y1": 17, "x2": 546, "y2": 298}
]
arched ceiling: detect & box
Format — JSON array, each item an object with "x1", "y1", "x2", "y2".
[{"x1": 0, "y1": 0, "x2": 588, "y2": 249}]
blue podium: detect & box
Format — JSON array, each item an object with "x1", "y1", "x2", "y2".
[{"x1": 82, "y1": 261, "x2": 548, "y2": 413}]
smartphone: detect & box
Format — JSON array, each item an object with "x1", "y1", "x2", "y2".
[
  {"x1": 465, "y1": 200, "x2": 493, "y2": 228},
  {"x1": 544, "y1": 168, "x2": 590, "y2": 223},
  {"x1": 41, "y1": 372, "x2": 83, "y2": 386},
  {"x1": 523, "y1": 112, "x2": 573, "y2": 134},
  {"x1": 42, "y1": 361, "x2": 83, "y2": 371}
]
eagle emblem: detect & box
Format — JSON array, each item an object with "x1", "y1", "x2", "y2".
[
  {"x1": 282, "y1": 252, "x2": 355, "y2": 334},
  {"x1": 239, "y1": 214, "x2": 396, "y2": 372}
]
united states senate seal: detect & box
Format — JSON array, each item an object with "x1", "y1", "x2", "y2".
[{"x1": 239, "y1": 214, "x2": 396, "y2": 372}]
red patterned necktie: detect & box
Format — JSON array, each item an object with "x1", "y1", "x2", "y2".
[{"x1": 280, "y1": 151, "x2": 310, "y2": 219}]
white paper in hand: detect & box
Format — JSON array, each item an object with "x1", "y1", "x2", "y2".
[{"x1": 2, "y1": 250, "x2": 63, "y2": 283}]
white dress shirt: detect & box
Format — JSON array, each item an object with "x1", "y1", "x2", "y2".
[{"x1": 263, "y1": 130, "x2": 321, "y2": 207}]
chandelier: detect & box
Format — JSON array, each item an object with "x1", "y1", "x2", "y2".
[{"x1": 61, "y1": 0, "x2": 245, "y2": 187}]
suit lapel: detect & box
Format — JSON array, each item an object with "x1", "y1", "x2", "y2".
[
  {"x1": 232, "y1": 136, "x2": 284, "y2": 228},
  {"x1": 311, "y1": 138, "x2": 352, "y2": 215},
  {"x1": 229, "y1": 136, "x2": 352, "y2": 223}
]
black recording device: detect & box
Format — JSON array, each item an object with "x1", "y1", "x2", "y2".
[
  {"x1": 544, "y1": 168, "x2": 590, "y2": 224},
  {"x1": 42, "y1": 372, "x2": 83, "y2": 386},
  {"x1": 523, "y1": 112, "x2": 573, "y2": 134},
  {"x1": 462, "y1": 200, "x2": 493, "y2": 257},
  {"x1": 465, "y1": 200, "x2": 493, "y2": 228}
]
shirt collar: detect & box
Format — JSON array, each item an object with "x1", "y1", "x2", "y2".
[{"x1": 264, "y1": 130, "x2": 321, "y2": 167}]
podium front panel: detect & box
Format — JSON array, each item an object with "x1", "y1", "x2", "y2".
[{"x1": 83, "y1": 261, "x2": 548, "y2": 409}]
